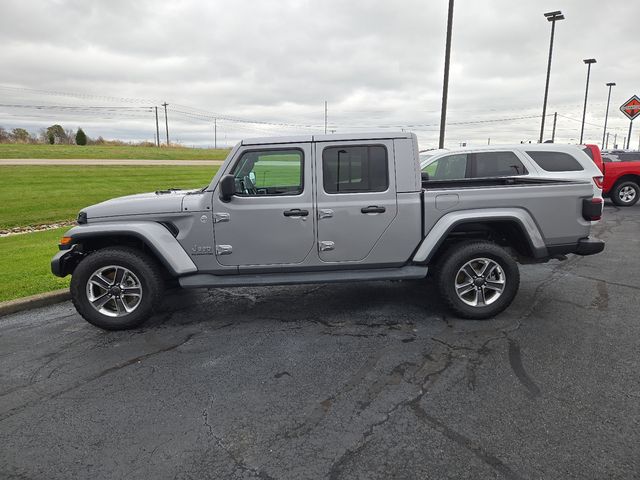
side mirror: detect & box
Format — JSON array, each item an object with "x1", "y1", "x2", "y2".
[
  {"x1": 219, "y1": 174, "x2": 236, "y2": 202},
  {"x1": 421, "y1": 171, "x2": 430, "y2": 182}
]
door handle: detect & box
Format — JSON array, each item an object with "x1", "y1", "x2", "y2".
[
  {"x1": 283, "y1": 208, "x2": 309, "y2": 217},
  {"x1": 361, "y1": 206, "x2": 386, "y2": 214}
]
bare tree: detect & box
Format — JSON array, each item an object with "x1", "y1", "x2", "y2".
[
  {"x1": 0, "y1": 126, "x2": 9, "y2": 143},
  {"x1": 64, "y1": 128, "x2": 75, "y2": 144}
]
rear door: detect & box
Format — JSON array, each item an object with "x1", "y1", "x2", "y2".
[{"x1": 314, "y1": 141, "x2": 397, "y2": 263}]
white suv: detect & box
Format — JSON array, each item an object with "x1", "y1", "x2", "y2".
[{"x1": 419, "y1": 144, "x2": 603, "y2": 198}]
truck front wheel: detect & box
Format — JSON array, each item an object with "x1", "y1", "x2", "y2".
[
  {"x1": 70, "y1": 247, "x2": 165, "y2": 330},
  {"x1": 435, "y1": 241, "x2": 520, "y2": 319}
]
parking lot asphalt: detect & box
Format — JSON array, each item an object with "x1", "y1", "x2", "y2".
[{"x1": 1, "y1": 203, "x2": 639, "y2": 480}]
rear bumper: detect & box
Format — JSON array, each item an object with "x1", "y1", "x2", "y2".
[
  {"x1": 546, "y1": 237, "x2": 605, "y2": 257},
  {"x1": 575, "y1": 237, "x2": 605, "y2": 256}
]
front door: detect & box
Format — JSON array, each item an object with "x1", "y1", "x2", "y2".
[
  {"x1": 314, "y1": 141, "x2": 397, "y2": 263},
  {"x1": 211, "y1": 144, "x2": 315, "y2": 267}
]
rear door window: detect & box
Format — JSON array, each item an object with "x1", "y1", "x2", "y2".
[
  {"x1": 471, "y1": 152, "x2": 528, "y2": 177},
  {"x1": 424, "y1": 154, "x2": 468, "y2": 180},
  {"x1": 322, "y1": 145, "x2": 388, "y2": 193},
  {"x1": 526, "y1": 151, "x2": 584, "y2": 172}
]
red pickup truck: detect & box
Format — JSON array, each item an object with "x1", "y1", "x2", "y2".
[{"x1": 583, "y1": 146, "x2": 640, "y2": 206}]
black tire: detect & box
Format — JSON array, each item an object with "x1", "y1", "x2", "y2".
[
  {"x1": 435, "y1": 241, "x2": 519, "y2": 320},
  {"x1": 610, "y1": 181, "x2": 639, "y2": 206},
  {"x1": 70, "y1": 247, "x2": 165, "y2": 330}
]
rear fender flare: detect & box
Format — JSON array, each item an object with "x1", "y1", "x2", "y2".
[{"x1": 412, "y1": 208, "x2": 547, "y2": 263}]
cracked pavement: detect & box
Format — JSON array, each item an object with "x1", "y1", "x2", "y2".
[{"x1": 1, "y1": 203, "x2": 639, "y2": 479}]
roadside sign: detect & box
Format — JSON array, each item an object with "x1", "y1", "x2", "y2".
[{"x1": 620, "y1": 95, "x2": 640, "y2": 121}]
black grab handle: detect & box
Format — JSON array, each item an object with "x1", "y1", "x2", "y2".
[
  {"x1": 283, "y1": 208, "x2": 309, "y2": 217},
  {"x1": 361, "y1": 206, "x2": 386, "y2": 214}
]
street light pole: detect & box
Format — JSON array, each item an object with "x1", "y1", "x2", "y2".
[
  {"x1": 154, "y1": 106, "x2": 160, "y2": 147},
  {"x1": 438, "y1": 0, "x2": 455, "y2": 149},
  {"x1": 602, "y1": 82, "x2": 616, "y2": 149},
  {"x1": 539, "y1": 10, "x2": 564, "y2": 143},
  {"x1": 579, "y1": 59, "x2": 596, "y2": 144}
]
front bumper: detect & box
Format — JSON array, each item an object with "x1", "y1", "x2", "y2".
[{"x1": 51, "y1": 244, "x2": 83, "y2": 277}]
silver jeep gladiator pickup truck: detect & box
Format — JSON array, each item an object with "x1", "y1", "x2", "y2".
[{"x1": 52, "y1": 132, "x2": 604, "y2": 330}]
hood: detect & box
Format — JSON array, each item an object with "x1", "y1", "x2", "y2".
[{"x1": 82, "y1": 189, "x2": 199, "y2": 220}]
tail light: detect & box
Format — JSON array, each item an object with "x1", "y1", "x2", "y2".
[
  {"x1": 582, "y1": 197, "x2": 603, "y2": 221},
  {"x1": 592, "y1": 176, "x2": 604, "y2": 189}
]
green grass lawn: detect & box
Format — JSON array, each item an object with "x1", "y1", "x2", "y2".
[
  {"x1": 0, "y1": 165, "x2": 219, "y2": 229},
  {"x1": 0, "y1": 144, "x2": 230, "y2": 160},
  {"x1": 0, "y1": 228, "x2": 70, "y2": 302}
]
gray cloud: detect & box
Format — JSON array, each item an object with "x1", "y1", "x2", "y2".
[{"x1": 0, "y1": 0, "x2": 637, "y2": 148}]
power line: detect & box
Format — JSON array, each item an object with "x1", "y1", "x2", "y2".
[
  {"x1": 0, "y1": 103, "x2": 152, "y2": 111},
  {"x1": 0, "y1": 84, "x2": 156, "y2": 105}
]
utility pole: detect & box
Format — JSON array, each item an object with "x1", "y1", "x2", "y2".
[
  {"x1": 162, "y1": 102, "x2": 169, "y2": 146},
  {"x1": 551, "y1": 112, "x2": 557, "y2": 142},
  {"x1": 626, "y1": 122, "x2": 633, "y2": 149},
  {"x1": 579, "y1": 59, "x2": 597, "y2": 144},
  {"x1": 540, "y1": 11, "x2": 565, "y2": 143},
  {"x1": 487, "y1": 138, "x2": 490, "y2": 145},
  {"x1": 154, "y1": 106, "x2": 160, "y2": 147},
  {"x1": 606, "y1": 132, "x2": 610, "y2": 150},
  {"x1": 324, "y1": 101, "x2": 328, "y2": 134},
  {"x1": 438, "y1": 0, "x2": 455, "y2": 149},
  {"x1": 614, "y1": 133, "x2": 617, "y2": 149},
  {"x1": 214, "y1": 118, "x2": 217, "y2": 149},
  {"x1": 602, "y1": 82, "x2": 616, "y2": 149},
  {"x1": 623, "y1": 136, "x2": 626, "y2": 149}
]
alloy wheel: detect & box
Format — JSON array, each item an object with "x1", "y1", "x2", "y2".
[
  {"x1": 86, "y1": 265, "x2": 143, "y2": 317},
  {"x1": 454, "y1": 257, "x2": 506, "y2": 307}
]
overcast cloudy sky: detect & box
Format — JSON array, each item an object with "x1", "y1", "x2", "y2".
[{"x1": 0, "y1": 0, "x2": 638, "y2": 148}]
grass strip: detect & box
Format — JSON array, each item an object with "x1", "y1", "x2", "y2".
[
  {"x1": 0, "y1": 144, "x2": 230, "y2": 160},
  {"x1": 0, "y1": 228, "x2": 70, "y2": 302}
]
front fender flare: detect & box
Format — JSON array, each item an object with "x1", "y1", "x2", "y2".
[
  {"x1": 63, "y1": 221, "x2": 197, "y2": 276},
  {"x1": 412, "y1": 208, "x2": 547, "y2": 263}
]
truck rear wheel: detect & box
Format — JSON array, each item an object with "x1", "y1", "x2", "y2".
[
  {"x1": 70, "y1": 247, "x2": 164, "y2": 330},
  {"x1": 611, "y1": 181, "x2": 639, "y2": 206},
  {"x1": 435, "y1": 241, "x2": 519, "y2": 319}
]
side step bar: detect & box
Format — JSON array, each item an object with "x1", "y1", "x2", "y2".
[{"x1": 179, "y1": 265, "x2": 428, "y2": 289}]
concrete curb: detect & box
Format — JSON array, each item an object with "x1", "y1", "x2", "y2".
[{"x1": 0, "y1": 289, "x2": 71, "y2": 317}]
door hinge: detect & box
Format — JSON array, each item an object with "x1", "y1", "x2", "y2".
[
  {"x1": 216, "y1": 245, "x2": 233, "y2": 255},
  {"x1": 319, "y1": 241, "x2": 335, "y2": 252},
  {"x1": 319, "y1": 209, "x2": 334, "y2": 219},
  {"x1": 213, "y1": 212, "x2": 230, "y2": 223}
]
